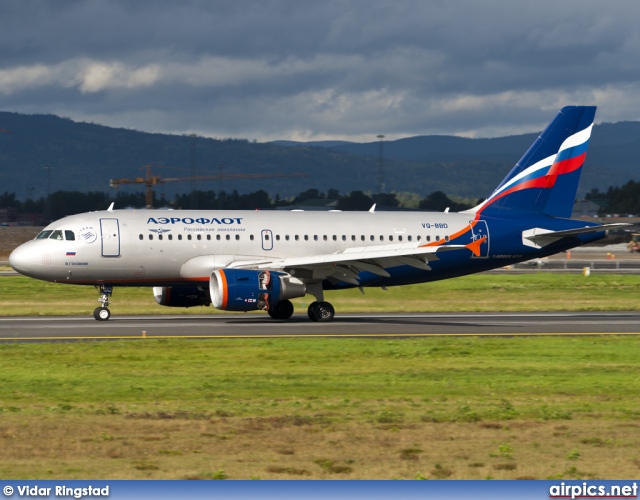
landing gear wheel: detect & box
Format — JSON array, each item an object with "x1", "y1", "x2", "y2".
[
  {"x1": 268, "y1": 300, "x2": 294, "y2": 320},
  {"x1": 93, "y1": 306, "x2": 111, "y2": 321},
  {"x1": 308, "y1": 301, "x2": 335, "y2": 322},
  {"x1": 94, "y1": 284, "x2": 113, "y2": 321},
  {"x1": 307, "y1": 301, "x2": 319, "y2": 321}
]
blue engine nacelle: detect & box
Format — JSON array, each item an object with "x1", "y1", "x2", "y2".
[
  {"x1": 210, "y1": 269, "x2": 306, "y2": 312},
  {"x1": 153, "y1": 286, "x2": 211, "y2": 308}
]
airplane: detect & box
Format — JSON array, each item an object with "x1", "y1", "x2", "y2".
[{"x1": 9, "y1": 106, "x2": 628, "y2": 322}]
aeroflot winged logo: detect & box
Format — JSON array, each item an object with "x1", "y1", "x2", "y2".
[
  {"x1": 147, "y1": 216, "x2": 243, "y2": 225},
  {"x1": 79, "y1": 226, "x2": 97, "y2": 244}
]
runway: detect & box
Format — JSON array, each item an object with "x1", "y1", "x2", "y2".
[{"x1": 0, "y1": 311, "x2": 638, "y2": 342}]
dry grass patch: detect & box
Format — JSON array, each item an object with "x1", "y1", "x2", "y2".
[{"x1": 1, "y1": 412, "x2": 640, "y2": 479}]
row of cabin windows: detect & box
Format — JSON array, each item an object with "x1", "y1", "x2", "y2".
[{"x1": 140, "y1": 233, "x2": 450, "y2": 243}]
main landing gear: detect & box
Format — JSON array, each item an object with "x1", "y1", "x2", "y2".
[
  {"x1": 267, "y1": 282, "x2": 336, "y2": 322},
  {"x1": 268, "y1": 299, "x2": 295, "y2": 320},
  {"x1": 307, "y1": 301, "x2": 335, "y2": 322},
  {"x1": 267, "y1": 299, "x2": 336, "y2": 321},
  {"x1": 94, "y1": 284, "x2": 113, "y2": 321}
]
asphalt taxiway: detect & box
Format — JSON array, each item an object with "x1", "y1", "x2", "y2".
[{"x1": 0, "y1": 312, "x2": 638, "y2": 343}]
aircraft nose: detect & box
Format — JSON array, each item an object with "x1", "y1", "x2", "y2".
[{"x1": 9, "y1": 243, "x2": 34, "y2": 273}]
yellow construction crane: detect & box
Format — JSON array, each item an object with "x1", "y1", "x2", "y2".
[{"x1": 110, "y1": 164, "x2": 307, "y2": 208}]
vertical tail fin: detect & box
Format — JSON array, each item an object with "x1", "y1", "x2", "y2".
[{"x1": 472, "y1": 106, "x2": 596, "y2": 218}]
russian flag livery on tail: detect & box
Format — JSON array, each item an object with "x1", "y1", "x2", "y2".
[
  {"x1": 9, "y1": 106, "x2": 629, "y2": 322},
  {"x1": 472, "y1": 106, "x2": 595, "y2": 218}
]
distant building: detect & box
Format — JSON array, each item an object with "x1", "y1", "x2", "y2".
[{"x1": 572, "y1": 199, "x2": 601, "y2": 218}]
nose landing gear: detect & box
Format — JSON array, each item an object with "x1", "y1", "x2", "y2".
[{"x1": 94, "y1": 284, "x2": 113, "y2": 321}]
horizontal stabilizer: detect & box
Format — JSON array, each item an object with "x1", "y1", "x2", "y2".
[{"x1": 522, "y1": 223, "x2": 630, "y2": 249}]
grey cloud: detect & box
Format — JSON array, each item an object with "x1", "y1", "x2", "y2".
[{"x1": 1, "y1": 0, "x2": 640, "y2": 141}]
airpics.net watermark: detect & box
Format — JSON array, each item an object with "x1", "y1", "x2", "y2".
[
  {"x1": 3, "y1": 485, "x2": 109, "y2": 499},
  {"x1": 550, "y1": 482, "x2": 638, "y2": 499}
]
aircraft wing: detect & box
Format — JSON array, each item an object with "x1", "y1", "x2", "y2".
[
  {"x1": 522, "y1": 223, "x2": 631, "y2": 249},
  {"x1": 227, "y1": 242, "x2": 474, "y2": 285}
]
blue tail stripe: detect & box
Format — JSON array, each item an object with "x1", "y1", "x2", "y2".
[{"x1": 554, "y1": 140, "x2": 589, "y2": 162}]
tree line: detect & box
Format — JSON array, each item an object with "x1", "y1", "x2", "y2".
[
  {"x1": 3, "y1": 178, "x2": 639, "y2": 223},
  {"x1": 0, "y1": 188, "x2": 476, "y2": 223},
  {"x1": 585, "y1": 179, "x2": 640, "y2": 215}
]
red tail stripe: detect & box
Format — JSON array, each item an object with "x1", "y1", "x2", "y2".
[{"x1": 548, "y1": 152, "x2": 586, "y2": 176}]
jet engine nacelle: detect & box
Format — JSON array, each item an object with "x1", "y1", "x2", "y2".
[
  {"x1": 153, "y1": 286, "x2": 211, "y2": 308},
  {"x1": 210, "y1": 269, "x2": 306, "y2": 312}
]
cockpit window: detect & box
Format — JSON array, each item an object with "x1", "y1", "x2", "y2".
[
  {"x1": 65, "y1": 230, "x2": 75, "y2": 241},
  {"x1": 50, "y1": 230, "x2": 63, "y2": 240},
  {"x1": 36, "y1": 230, "x2": 53, "y2": 240}
]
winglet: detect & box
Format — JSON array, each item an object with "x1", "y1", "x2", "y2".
[
  {"x1": 107, "y1": 202, "x2": 115, "y2": 212},
  {"x1": 369, "y1": 204, "x2": 376, "y2": 213}
]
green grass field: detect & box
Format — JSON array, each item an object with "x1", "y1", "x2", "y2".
[
  {"x1": 1, "y1": 273, "x2": 639, "y2": 479},
  {"x1": 1, "y1": 336, "x2": 640, "y2": 479},
  {"x1": 1, "y1": 273, "x2": 640, "y2": 316}
]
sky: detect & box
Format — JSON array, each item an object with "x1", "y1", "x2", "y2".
[{"x1": 2, "y1": 0, "x2": 640, "y2": 142}]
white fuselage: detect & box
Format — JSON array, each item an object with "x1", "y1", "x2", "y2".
[{"x1": 10, "y1": 208, "x2": 482, "y2": 287}]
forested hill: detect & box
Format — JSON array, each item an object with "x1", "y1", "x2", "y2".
[{"x1": 0, "y1": 110, "x2": 637, "y2": 201}]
